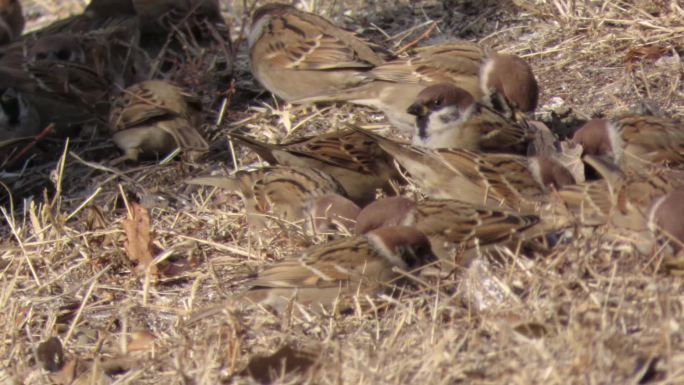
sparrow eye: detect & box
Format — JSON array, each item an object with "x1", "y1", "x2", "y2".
[{"x1": 430, "y1": 97, "x2": 444, "y2": 108}]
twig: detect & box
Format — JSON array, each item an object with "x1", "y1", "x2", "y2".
[
  {"x1": 2, "y1": 123, "x2": 55, "y2": 170},
  {"x1": 395, "y1": 21, "x2": 437, "y2": 55}
]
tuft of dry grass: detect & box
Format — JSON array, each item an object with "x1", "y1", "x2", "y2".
[{"x1": 1, "y1": 0, "x2": 684, "y2": 384}]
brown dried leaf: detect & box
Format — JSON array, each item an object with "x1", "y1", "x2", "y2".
[
  {"x1": 624, "y1": 45, "x2": 669, "y2": 71},
  {"x1": 127, "y1": 330, "x2": 156, "y2": 352},
  {"x1": 122, "y1": 202, "x2": 158, "y2": 275},
  {"x1": 37, "y1": 337, "x2": 64, "y2": 372}
]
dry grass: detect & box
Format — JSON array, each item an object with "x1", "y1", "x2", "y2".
[{"x1": 2, "y1": 0, "x2": 684, "y2": 384}]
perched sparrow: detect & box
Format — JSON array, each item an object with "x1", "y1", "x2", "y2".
[
  {"x1": 187, "y1": 166, "x2": 347, "y2": 231},
  {"x1": 109, "y1": 80, "x2": 208, "y2": 163},
  {"x1": 407, "y1": 83, "x2": 533, "y2": 154},
  {"x1": 351, "y1": 126, "x2": 573, "y2": 210},
  {"x1": 297, "y1": 42, "x2": 538, "y2": 132},
  {"x1": 572, "y1": 114, "x2": 684, "y2": 171},
  {"x1": 248, "y1": 3, "x2": 384, "y2": 102},
  {"x1": 229, "y1": 129, "x2": 401, "y2": 205},
  {"x1": 0, "y1": 0, "x2": 24, "y2": 45},
  {"x1": 355, "y1": 196, "x2": 541, "y2": 261},
  {"x1": 0, "y1": 86, "x2": 40, "y2": 141},
  {"x1": 240, "y1": 226, "x2": 434, "y2": 310}
]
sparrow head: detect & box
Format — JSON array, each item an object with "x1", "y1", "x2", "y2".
[
  {"x1": 355, "y1": 196, "x2": 417, "y2": 235},
  {"x1": 0, "y1": 0, "x2": 23, "y2": 41},
  {"x1": 28, "y1": 34, "x2": 85, "y2": 63},
  {"x1": 648, "y1": 189, "x2": 684, "y2": 247},
  {"x1": 408, "y1": 84, "x2": 475, "y2": 142},
  {"x1": 480, "y1": 53, "x2": 539, "y2": 113},
  {"x1": 365, "y1": 226, "x2": 434, "y2": 270},
  {"x1": 572, "y1": 118, "x2": 614, "y2": 157},
  {"x1": 249, "y1": 3, "x2": 292, "y2": 48}
]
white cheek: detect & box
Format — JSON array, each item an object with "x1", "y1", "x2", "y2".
[
  {"x1": 420, "y1": 107, "x2": 468, "y2": 148},
  {"x1": 248, "y1": 16, "x2": 271, "y2": 50}
]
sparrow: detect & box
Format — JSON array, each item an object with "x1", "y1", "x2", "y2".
[
  {"x1": 296, "y1": 42, "x2": 538, "y2": 132},
  {"x1": 248, "y1": 3, "x2": 385, "y2": 102},
  {"x1": 572, "y1": 114, "x2": 684, "y2": 171},
  {"x1": 240, "y1": 226, "x2": 434, "y2": 310},
  {"x1": 228, "y1": 129, "x2": 401, "y2": 205},
  {"x1": 186, "y1": 166, "x2": 348, "y2": 232},
  {"x1": 555, "y1": 155, "x2": 682, "y2": 243},
  {"x1": 354, "y1": 196, "x2": 541, "y2": 262},
  {"x1": 407, "y1": 83, "x2": 533, "y2": 154},
  {"x1": 0, "y1": 22, "x2": 145, "y2": 135},
  {"x1": 350, "y1": 126, "x2": 573, "y2": 210},
  {"x1": 108, "y1": 80, "x2": 209, "y2": 163},
  {"x1": 0, "y1": 0, "x2": 24, "y2": 45},
  {"x1": 0, "y1": 86, "x2": 40, "y2": 142}
]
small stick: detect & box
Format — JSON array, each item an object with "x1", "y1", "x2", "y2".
[
  {"x1": 2, "y1": 123, "x2": 55, "y2": 169},
  {"x1": 395, "y1": 21, "x2": 437, "y2": 55}
]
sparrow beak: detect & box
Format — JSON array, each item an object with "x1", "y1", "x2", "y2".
[{"x1": 407, "y1": 103, "x2": 429, "y2": 118}]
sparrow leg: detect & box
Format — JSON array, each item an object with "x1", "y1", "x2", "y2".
[{"x1": 109, "y1": 148, "x2": 141, "y2": 166}]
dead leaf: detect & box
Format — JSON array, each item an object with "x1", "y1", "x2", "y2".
[
  {"x1": 122, "y1": 202, "x2": 158, "y2": 275},
  {"x1": 127, "y1": 330, "x2": 155, "y2": 352},
  {"x1": 624, "y1": 45, "x2": 669, "y2": 71},
  {"x1": 244, "y1": 343, "x2": 320, "y2": 384},
  {"x1": 37, "y1": 337, "x2": 64, "y2": 372}
]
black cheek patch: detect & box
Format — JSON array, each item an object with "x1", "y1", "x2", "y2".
[{"x1": 417, "y1": 116, "x2": 428, "y2": 139}]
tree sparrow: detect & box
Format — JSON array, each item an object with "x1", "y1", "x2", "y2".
[
  {"x1": 228, "y1": 129, "x2": 401, "y2": 205},
  {"x1": 241, "y1": 226, "x2": 434, "y2": 310},
  {"x1": 354, "y1": 196, "x2": 541, "y2": 262},
  {"x1": 350, "y1": 125, "x2": 574, "y2": 211},
  {"x1": 109, "y1": 80, "x2": 208, "y2": 163},
  {"x1": 296, "y1": 42, "x2": 538, "y2": 132},
  {"x1": 572, "y1": 114, "x2": 684, "y2": 171},
  {"x1": 187, "y1": 166, "x2": 349, "y2": 232},
  {"x1": 248, "y1": 3, "x2": 385, "y2": 102},
  {"x1": 407, "y1": 83, "x2": 533, "y2": 154}
]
